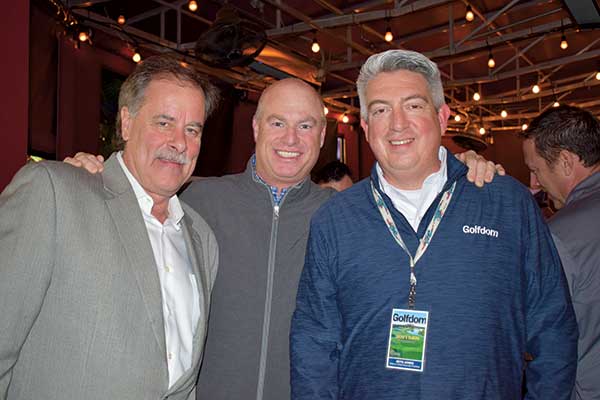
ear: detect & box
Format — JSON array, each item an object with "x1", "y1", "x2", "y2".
[
  {"x1": 437, "y1": 104, "x2": 451, "y2": 133},
  {"x1": 557, "y1": 150, "x2": 576, "y2": 177},
  {"x1": 319, "y1": 123, "x2": 327, "y2": 148},
  {"x1": 252, "y1": 116, "x2": 259, "y2": 143},
  {"x1": 361, "y1": 118, "x2": 370, "y2": 143},
  {"x1": 120, "y1": 107, "x2": 132, "y2": 141}
]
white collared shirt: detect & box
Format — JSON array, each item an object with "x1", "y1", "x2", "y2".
[
  {"x1": 117, "y1": 152, "x2": 200, "y2": 388},
  {"x1": 377, "y1": 146, "x2": 448, "y2": 232}
]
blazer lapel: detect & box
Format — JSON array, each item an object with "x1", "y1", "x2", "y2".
[
  {"x1": 101, "y1": 155, "x2": 167, "y2": 361},
  {"x1": 180, "y1": 215, "x2": 210, "y2": 366}
]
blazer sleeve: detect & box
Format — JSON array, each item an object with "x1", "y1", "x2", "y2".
[{"x1": 0, "y1": 164, "x2": 57, "y2": 398}]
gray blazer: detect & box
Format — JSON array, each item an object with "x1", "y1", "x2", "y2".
[{"x1": 0, "y1": 154, "x2": 218, "y2": 400}]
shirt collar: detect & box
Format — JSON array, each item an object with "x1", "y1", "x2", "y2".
[
  {"x1": 116, "y1": 151, "x2": 184, "y2": 226},
  {"x1": 250, "y1": 153, "x2": 293, "y2": 206},
  {"x1": 376, "y1": 146, "x2": 448, "y2": 193}
]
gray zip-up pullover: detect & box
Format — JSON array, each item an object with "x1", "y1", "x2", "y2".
[{"x1": 181, "y1": 158, "x2": 333, "y2": 400}]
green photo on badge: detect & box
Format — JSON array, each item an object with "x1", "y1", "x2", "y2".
[{"x1": 389, "y1": 325, "x2": 425, "y2": 360}]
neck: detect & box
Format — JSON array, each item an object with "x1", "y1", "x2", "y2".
[
  {"x1": 381, "y1": 160, "x2": 441, "y2": 191},
  {"x1": 151, "y1": 199, "x2": 170, "y2": 224}
]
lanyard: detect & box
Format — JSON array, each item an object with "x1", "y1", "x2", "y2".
[{"x1": 370, "y1": 179, "x2": 456, "y2": 309}]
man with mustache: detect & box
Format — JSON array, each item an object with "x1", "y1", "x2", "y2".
[
  {"x1": 67, "y1": 77, "x2": 502, "y2": 400},
  {"x1": 0, "y1": 55, "x2": 220, "y2": 400}
]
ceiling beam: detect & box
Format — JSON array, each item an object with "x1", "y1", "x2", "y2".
[{"x1": 266, "y1": 0, "x2": 450, "y2": 37}]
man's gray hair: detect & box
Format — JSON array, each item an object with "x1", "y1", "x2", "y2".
[
  {"x1": 356, "y1": 49, "x2": 445, "y2": 120},
  {"x1": 115, "y1": 55, "x2": 220, "y2": 149}
]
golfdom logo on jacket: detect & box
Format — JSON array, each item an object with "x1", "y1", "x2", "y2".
[{"x1": 462, "y1": 224, "x2": 499, "y2": 238}]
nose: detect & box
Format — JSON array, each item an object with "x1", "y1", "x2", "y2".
[
  {"x1": 530, "y1": 172, "x2": 541, "y2": 189},
  {"x1": 282, "y1": 126, "x2": 299, "y2": 146},
  {"x1": 391, "y1": 106, "x2": 408, "y2": 132},
  {"x1": 169, "y1": 126, "x2": 187, "y2": 153}
]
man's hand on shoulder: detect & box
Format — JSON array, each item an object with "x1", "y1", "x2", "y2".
[
  {"x1": 64, "y1": 152, "x2": 105, "y2": 174},
  {"x1": 455, "y1": 150, "x2": 506, "y2": 187}
]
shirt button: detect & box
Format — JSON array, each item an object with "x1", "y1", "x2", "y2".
[{"x1": 165, "y1": 265, "x2": 171, "y2": 272}]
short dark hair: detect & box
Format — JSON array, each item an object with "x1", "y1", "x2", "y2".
[
  {"x1": 521, "y1": 105, "x2": 600, "y2": 167},
  {"x1": 116, "y1": 55, "x2": 220, "y2": 148},
  {"x1": 315, "y1": 161, "x2": 352, "y2": 184}
]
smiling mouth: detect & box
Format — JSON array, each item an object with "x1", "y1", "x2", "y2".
[
  {"x1": 276, "y1": 150, "x2": 301, "y2": 158},
  {"x1": 390, "y1": 138, "x2": 414, "y2": 145}
]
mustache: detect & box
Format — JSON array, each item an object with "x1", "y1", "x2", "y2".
[{"x1": 154, "y1": 148, "x2": 190, "y2": 165}]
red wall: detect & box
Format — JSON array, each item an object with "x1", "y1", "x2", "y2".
[{"x1": 1, "y1": 2, "x2": 30, "y2": 191}]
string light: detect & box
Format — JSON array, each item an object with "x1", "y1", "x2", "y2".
[
  {"x1": 596, "y1": 71, "x2": 600, "y2": 80},
  {"x1": 487, "y1": 47, "x2": 495, "y2": 69},
  {"x1": 465, "y1": 5, "x2": 474, "y2": 22},
  {"x1": 188, "y1": 0, "x2": 198, "y2": 12},
  {"x1": 384, "y1": 17, "x2": 393, "y2": 43},
  {"x1": 473, "y1": 92, "x2": 481, "y2": 101},
  {"x1": 454, "y1": 114, "x2": 461, "y2": 122},
  {"x1": 522, "y1": 123, "x2": 528, "y2": 131},
  {"x1": 560, "y1": 33, "x2": 568, "y2": 50},
  {"x1": 324, "y1": 106, "x2": 329, "y2": 115},
  {"x1": 384, "y1": 26, "x2": 393, "y2": 43},
  {"x1": 532, "y1": 84, "x2": 540, "y2": 94},
  {"x1": 501, "y1": 110, "x2": 508, "y2": 118},
  {"x1": 479, "y1": 127, "x2": 486, "y2": 135},
  {"x1": 553, "y1": 101, "x2": 560, "y2": 107},
  {"x1": 78, "y1": 30, "x2": 89, "y2": 42},
  {"x1": 311, "y1": 32, "x2": 320, "y2": 53},
  {"x1": 132, "y1": 50, "x2": 141, "y2": 63},
  {"x1": 117, "y1": 14, "x2": 126, "y2": 25},
  {"x1": 341, "y1": 114, "x2": 349, "y2": 123}
]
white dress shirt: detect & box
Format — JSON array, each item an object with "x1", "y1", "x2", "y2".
[
  {"x1": 377, "y1": 146, "x2": 448, "y2": 232},
  {"x1": 117, "y1": 152, "x2": 200, "y2": 387}
]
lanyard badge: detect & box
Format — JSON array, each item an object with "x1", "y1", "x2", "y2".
[{"x1": 371, "y1": 179, "x2": 456, "y2": 372}]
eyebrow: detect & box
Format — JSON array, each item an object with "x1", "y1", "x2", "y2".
[
  {"x1": 152, "y1": 114, "x2": 203, "y2": 129},
  {"x1": 367, "y1": 94, "x2": 431, "y2": 109},
  {"x1": 267, "y1": 114, "x2": 318, "y2": 124}
]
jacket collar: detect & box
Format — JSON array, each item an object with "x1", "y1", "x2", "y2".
[{"x1": 566, "y1": 170, "x2": 600, "y2": 205}]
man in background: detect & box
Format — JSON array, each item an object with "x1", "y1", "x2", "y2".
[
  {"x1": 0, "y1": 55, "x2": 219, "y2": 400},
  {"x1": 314, "y1": 160, "x2": 354, "y2": 191},
  {"x1": 522, "y1": 105, "x2": 600, "y2": 400},
  {"x1": 291, "y1": 49, "x2": 577, "y2": 400}
]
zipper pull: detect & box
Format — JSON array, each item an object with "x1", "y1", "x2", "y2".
[{"x1": 273, "y1": 205, "x2": 279, "y2": 217}]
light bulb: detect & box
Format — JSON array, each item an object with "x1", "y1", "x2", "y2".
[
  {"x1": 324, "y1": 106, "x2": 329, "y2": 115},
  {"x1": 132, "y1": 52, "x2": 141, "y2": 63},
  {"x1": 595, "y1": 71, "x2": 600, "y2": 80},
  {"x1": 473, "y1": 92, "x2": 481, "y2": 101},
  {"x1": 522, "y1": 123, "x2": 528, "y2": 131},
  {"x1": 479, "y1": 127, "x2": 486, "y2": 135},
  {"x1": 117, "y1": 15, "x2": 126, "y2": 25},
  {"x1": 188, "y1": 0, "x2": 198, "y2": 12},
  {"x1": 454, "y1": 114, "x2": 461, "y2": 122},
  {"x1": 501, "y1": 110, "x2": 508, "y2": 118},
  {"x1": 560, "y1": 35, "x2": 568, "y2": 50},
  {"x1": 342, "y1": 114, "x2": 349, "y2": 123},
  {"x1": 78, "y1": 31, "x2": 88, "y2": 42},
  {"x1": 384, "y1": 28, "x2": 393, "y2": 43},
  {"x1": 487, "y1": 56, "x2": 495, "y2": 69},
  {"x1": 532, "y1": 84, "x2": 540, "y2": 94},
  {"x1": 553, "y1": 101, "x2": 560, "y2": 108},
  {"x1": 311, "y1": 39, "x2": 320, "y2": 53},
  {"x1": 466, "y1": 5, "x2": 474, "y2": 22}
]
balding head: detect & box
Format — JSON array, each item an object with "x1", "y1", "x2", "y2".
[{"x1": 252, "y1": 78, "x2": 328, "y2": 190}]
